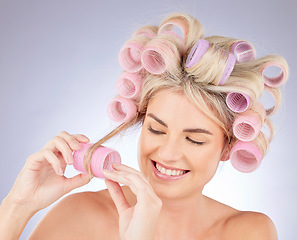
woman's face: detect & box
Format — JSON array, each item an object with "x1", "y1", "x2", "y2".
[{"x1": 138, "y1": 90, "x2": 227, "y2": 199}]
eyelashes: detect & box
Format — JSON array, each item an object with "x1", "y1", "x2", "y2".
[
  {"x1": 148, "y1": 126, "x2": 164, "y2": 135},
  {"x1": 185, "y1": 137, "x2": 204, "y2": 146},
  {"x1": 148, "y1": 127, "x2": 205, "y2": 145}
]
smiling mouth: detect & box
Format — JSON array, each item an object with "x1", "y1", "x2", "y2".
[{"x1": 152, "y1": 160, "x2": 190, "y2": 177}]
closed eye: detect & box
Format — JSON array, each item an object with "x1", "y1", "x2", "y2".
[
  {"x1": 148, "y1": 126, "x2": 164, "y2": 135},
  {"x1": 186, "y1": 137, "x2": 204, "y2": 145}
]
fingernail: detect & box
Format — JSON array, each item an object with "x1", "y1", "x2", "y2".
[
  {"x1": 103, "y1": 169, "x2": 112, "y2": 174},
  {"x1": 58, "y1": 168, "x2": 64, "y2": 176},
  {"x1": 112, "y1": 163, "x2": 121, "y2": 169},
  {"x1": 82, "y1": 136, "x2": 90, "y2": 141}
]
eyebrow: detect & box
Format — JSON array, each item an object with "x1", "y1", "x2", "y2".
[{"x1": 147, "y1": 113, "x2": 213, "y2": 135}]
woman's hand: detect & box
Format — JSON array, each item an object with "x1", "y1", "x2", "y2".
[
  {"x1": 103, "y1": 164, "x2": 162, "y2": 240},
  {"x1": 6, "y1": 131, "x2": 92, "y2": 214}
]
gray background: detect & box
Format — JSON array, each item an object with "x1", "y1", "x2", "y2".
[{"x1": 0, "y1": 0, "x2": 296, "y2": 239}]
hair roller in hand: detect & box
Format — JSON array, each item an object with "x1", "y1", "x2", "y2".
[
  {"x1": 73, "y1": 143, "x2": 121, "y2": 178},
  {"x1": 261, "y1": 63, "x2": 288, "y2": 87},
  {"x1": 233, "y1": 110, "x2": 263, "y2": 142},
  {"x1": 116, "y1": 72, "x2": 143, "y2": 100},
  {"x1": 226, "y1": 92, "x2": 251, "y2": 113},
  {"x1": 218, "y1": 52, "x2": 236, "y2": 85},
  {"x1": 185, "y1": 39, "x2": 210, "y2": 68},
  {"x1": 230, "y1": 141, "x2": 262, "y2": 173},
  {"x1": 230, "y1": 41, "x2": 256, "y2": 63},
  {"x1": 119, "y1": 43, "x2": 144, "y2": 73},
  {"x1": 107, "y1": 96, "x2": 137, "y2": 122}
]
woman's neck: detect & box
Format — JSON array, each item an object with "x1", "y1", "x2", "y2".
[{"x1": 155, "y1": 191, "x2": 213, "y2": 239}]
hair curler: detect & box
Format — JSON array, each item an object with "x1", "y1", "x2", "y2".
[
  {"x1": 158, "y1": 20, "x2": 186, "y2": 41},
  {"x1": 158, "y1": 22, "x2": 186, "y2": 54},
  {"x1": 116, "y1": 72, "x2": 143, "y2": 100},
  {"x1": 230, "y1": 41, "x2": 256, "y2": 63},
  {"x1": 185, "y1": 39, "x2": 210, "y2": 68},
  {"x1": 233, "y1": 110, "x2": 263, "y2": 142},
  {"x1": 226, "y1": 92, "x2": 251, "y2": 113},
  {"x1": 141, "y1": 46, "x2": 167, "y2": 74},
  {"x1": 107, "y1": 96, "x2": 137, "y2": 122},
  {"x1": 218, "y1": 52, "x2": 236, "y2": 85},
  {"x1": 230, "y1": 141, "x2": 262, "y2": 173},
  {"x1": 73, "y1": 143, "x2": 121, "y2": 178},
  {"x1": 134, "y1": 26, "x2": 157, "y2": 39},
  {"x1": 261, "y1": 63, "x2": 287, "y2": 87},
  {"x1": 119, "y1": 43, "x2": 144, "y2": 73}
]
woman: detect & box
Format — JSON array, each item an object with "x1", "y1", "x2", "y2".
[{"x1": 0, "y1": 13, "x2": 287, "y2": 239}]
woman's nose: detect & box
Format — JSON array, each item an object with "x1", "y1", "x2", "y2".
[{"x1": 158, "y1": 137, "x2": 183, "y2": 162}]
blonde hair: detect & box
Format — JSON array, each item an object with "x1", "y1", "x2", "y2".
[{"x1": 84, "y1": 13, "x2": 288, "y2": 175}]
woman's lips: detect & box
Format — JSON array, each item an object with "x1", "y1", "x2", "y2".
[{"x1": 151, "y1": 160, "x2": 190, "y2": 181}]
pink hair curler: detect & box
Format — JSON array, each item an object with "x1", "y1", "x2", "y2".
[
  {"x1": 261, "y1": 63, "x2": 287, "y2": 87},
  {"x1": 133, "y1": 26, "x2": 157, "y2": 39},
  {"x1": 141, "y1": 46, "x2": 167, "y2": 74},
  {"x1": 159, "y1": 30, "x2": 185, "y2": 53},
  {"x1": 116, "y1": 72, "x2": 143, "y2": 100},
  {"x1": 226, "y1": 92, "x2": 251, "y2": 113},
  {"x1": 185, "y1": 39, "x2": 210, "y2": 68},
  {"x1": 230, "y1": 141, "x2": 262, "y2": 173},
  {"x1": 119, "y1": 43, "x2": 144, "y2": 73},
  {"x1": 218, "y1": 52, "x2": 236, "y2": 85},
  {"x1": 158, "y1": 21, "x2": 186, "y2": 42},
  {"x1": 233, "y1": 110, "x2": 263, "y2": 142},
  {"x1": 107, "y1": 96, "x2": 137, "y2": 122},
  {"x1": 230, "y1": 41, "x2": 256, "y2": 63},
  {"x1": 73, "y1": 142, "x2": 121, "y2": 178}
]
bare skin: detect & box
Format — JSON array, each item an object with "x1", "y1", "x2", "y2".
[
  {"x1": 0, "y1": 91, "x2": 277, "y2": 240},
  {"x1": 29, "y1": 186, "x2": 276, "y2": 239}
]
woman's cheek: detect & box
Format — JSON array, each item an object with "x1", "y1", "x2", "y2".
[{"x1": 138, "y1": 129, "x2": 153, "y2": 170}]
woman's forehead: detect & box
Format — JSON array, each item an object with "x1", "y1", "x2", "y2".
[{"x1": 146, "y1": 91, "x2": 222, "y2": 133}]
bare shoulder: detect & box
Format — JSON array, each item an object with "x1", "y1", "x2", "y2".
[
  {"x1": 223, "y1": 210, "x2": 278, "y2": 240},
  {"x1": 29, "y1": 189, "x2": 119, "y2": 240}
]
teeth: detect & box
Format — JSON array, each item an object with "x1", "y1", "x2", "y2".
[{"x1": 155, "y1": 163, "x2": 187, "y2": 176}]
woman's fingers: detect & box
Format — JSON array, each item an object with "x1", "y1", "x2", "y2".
[
  {"x1": 27, "y1": 150, "x2": 64, "y2": 176},
  {"x1": 112, "y1": 164, "x2": 152, "y2": 187},
  {"x1": 47, "y1": 136, "x2": 75, "y2": 165},
  {"x1": 105, "y1": 179, "x2": 130, "y2": 214},
  {"x1": 73, "y1": 134, "x2": 90, "y2": 143},
  {"x1": 103, "y1": 168, "x2": 160, "y2": 205},
  {"x1": 39, "y1": 131, "x2": 90, "y2": 167}
]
